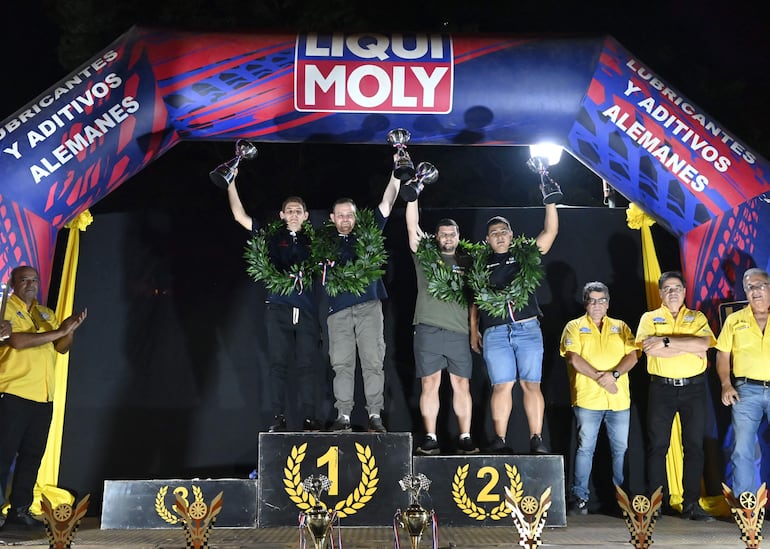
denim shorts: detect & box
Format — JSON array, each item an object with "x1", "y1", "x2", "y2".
[{"x1": 482, "y1": 318, "x2": 543, "y2": 384}]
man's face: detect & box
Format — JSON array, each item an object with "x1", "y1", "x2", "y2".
[
  {"x1": 744, "y1": 274, "x2": 770, "y2": 314},
  {"x1": 436, "y1": 224, "x2": 459, "y2": 254},
  {"x1": 330, "y1": 202, "x2": 356, "y2": 235},
  {"x1": 279, "y1": 201, "x2": 309, "y2": 233},
  {"x1": 659, "y1": 277, "x2": 686, "y2": 313},
  {"x1": 486, "y1": 223, "x2": 512, "y2": 253},
  {"x1": 584, "y1": 291, "x2": 609, "y2": 323},
  {"x1": 11, "y1": 267, "x2": 40, "y2": 304}
]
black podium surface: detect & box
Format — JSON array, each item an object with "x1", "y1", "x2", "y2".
[
  {"x1": 412, "y1": 454, "x2": 566, "y2": 527},
  {"x1": 258, "y1": 432, "x2": 412, "y2": 526}
]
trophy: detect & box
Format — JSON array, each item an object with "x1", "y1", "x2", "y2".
[
  {"x1": 387, "y1": 128, "x2": 415, "y2": 182},
  {"x1": 399, "y1": 162, "x2": 439, "y2": 202},
  {"x1": 526, "y1": 156, "x2": 563, "y2": 205},
  {"x1": 395, "y1": 473, "x2": 434, "y2": 549},
  {"x1": 208, "y1": 140, "x2": 258, "y2": 189},
  {"x1": 300, "y1": 475, "x2": 334, "y2": 549}
]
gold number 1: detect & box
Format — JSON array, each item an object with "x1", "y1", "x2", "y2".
[{"x1": 316, "y1": 446, "x2": 339, "y2": 496}]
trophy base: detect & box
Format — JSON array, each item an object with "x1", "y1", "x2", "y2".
[
  {"x1": 394, "y1": 166, "x2": 416, "y2": 182},
  {"x1": 209, "y1": 171, "x2": 233, "y2": 189},
  {"x1": 399, "y1": 185, "x2": 420, "y2": 202},
  {"x1": 542, "y1": 190, "x2": 563, "y2": 205}
]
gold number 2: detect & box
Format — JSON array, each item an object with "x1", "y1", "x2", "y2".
[{"x1": 476, "y1": 466, "x2": 501, "y2": 502}]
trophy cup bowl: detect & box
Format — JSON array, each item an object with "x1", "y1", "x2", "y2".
[
  {"x1": 304, "y1": 505, "x2": 332, "y2": 549},
  {"x1": 399, "y1": 162, "x2": 438, "y2": 202},
  {"x1": 209, "y1": 140, "x2": 258, "y2": 189},
  {"x1": 399, "y1": 503, "x2": 431, "y2": 549},
  {"x1": 526, "y1": 156, "x2": 563, "y2": 205},
  {"x1": 388, "y1": 128, "x2": 415, "y2": 182}
]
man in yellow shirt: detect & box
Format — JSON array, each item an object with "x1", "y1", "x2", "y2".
[
  {"x1": 0, "y1": 266, "x2": 87, "y2": 529},
  {"x1": 635, "y1": 271, "x2": 715, "y2": 521},
  {"x1": 716, "y1": 267, "x2": 770, "y2": 497},
  {"x1": 561, "y1": 281, "x2": 638, "y2": 515}
]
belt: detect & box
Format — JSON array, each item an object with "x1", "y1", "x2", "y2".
[
  {"x1": 736, "y1": 377, "x2": 770, "y2": 388},
  {"x1": 512, "y1": 316, "x2": 538, "y2": 324},
  {"x1": 650, "y1": 373, "x2": 705, "y2": 387}
]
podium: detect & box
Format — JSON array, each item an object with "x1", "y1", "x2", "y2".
[{"x1": 257, "y1": 431, "x2": 413, "y2": 526}]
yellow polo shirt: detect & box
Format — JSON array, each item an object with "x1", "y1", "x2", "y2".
[
  {"x1": 635, "y1": 305, "x2": 715, "y2": 378},
  {"x1": 0, "y1": 294, "x2": 60, "y2": 402},
  {"x1": 560, "y1": 313, "x2": 637, "y2": 410},
  {"x1": 715, "y1": 306, "x2": 770, "y2": 380}
]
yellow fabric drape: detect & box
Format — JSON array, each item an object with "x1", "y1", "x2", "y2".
[{"x1": 29, "y1": 209, "x2": 92, "y2": 514}]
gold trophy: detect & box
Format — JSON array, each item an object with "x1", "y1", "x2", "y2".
[
  {"x1": 209, "y1": 139, "x2": 258, "y2": 188},
  {"x1": 387, "y1": 128, "x2": 416, "y2": 182},
  {"x1": 396, "y1": 473, "x2": 434, "y2": 549},
  {"x1": 300, "y1": 475, "x2": 334, "y2": 549},
  {"x1": 526, "y1": 155, "x2": 563, "y2": 204}
]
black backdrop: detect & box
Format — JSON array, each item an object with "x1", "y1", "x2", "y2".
[{"x1": 57, "y1": 204, "x2": 670, "y2": 514}]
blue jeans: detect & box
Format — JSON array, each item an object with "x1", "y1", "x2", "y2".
[
  {"x1": 482, "y1": 319, "x2": 543, "y2": 384},
  {"x1": 731, "y1": 382, "x2": 770, "y2": 496},
  {"x1": 571, "y1": 406, "x2": 630, "y2": 502}
]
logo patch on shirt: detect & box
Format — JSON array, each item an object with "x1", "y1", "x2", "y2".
[
  {"x1": 684, "y1": 314, "x2": 695, "y2": 322},
  {"x1": 653, "y1": 317, "x2": 666, "y2": 324},
  {"x1": 565, "y1": 338, "x2": 573, "y2": 346},
  {"x1": 579, "y1": 327, "x2": 592, "y2": 333},
  {"x1": 611, "y1": 325, "x2": 621, "y2": 333},
  {"x1": 40, "y1": 311, "x2": 51, "y2": 321}
]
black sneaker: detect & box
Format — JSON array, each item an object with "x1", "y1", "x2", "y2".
[
  {"x1": 368, "y1": 415, "x2": 386, "y2": 433},
  {"x1": 484, "y1": 436, "x2": 513, "y2": 454},
  {"x1": 568, "y1": 498, "x2": 588, "y2": 516},
  {"x1": 329, "y1": 416, "x2": 352, "y2": 432},
  {"x1": 303, "y1": 417, "x2": 322, "y2": 432},
  {"x1": 268, "y1": 414, "x2": 287, "y2": 432},
  {"x1": 457, "y1": 437, "x2": 479, "y2": 455},
  {"x1": 3, "y1": 507, "x2": 44, "y2": 530},
  {"x1": 681, "y1": 503, "x2": 714, "y2": 522},
  {"x1": 530, "y1": 434, "x2": 549, "y2": 454},
  {"x1": 416, "y1": 435, "x2": 440, "y2": 455}
]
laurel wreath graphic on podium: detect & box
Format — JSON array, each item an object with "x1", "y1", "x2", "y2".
[
  {"x1": 452, "y1": 463, "x2": 523, "y2": 520},
  {"x1": 283, "y1": 442, "x2": 379, "y2": 517},
  {"x1": 155, "y1": 485, "x2": 205, "y2": 524}
]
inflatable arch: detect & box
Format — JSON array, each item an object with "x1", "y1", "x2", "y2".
[{"x1": 1, "y1": 27, "x2": 769, "y2": 326}]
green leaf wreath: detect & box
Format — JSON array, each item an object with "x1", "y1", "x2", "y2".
[
  {"x1": 244, "y1": 220, "x2": 318, "y2": 295},
  {"x1": 312, "y1": 208, "x2": 388, "y2": 297},
  {"x1": 415, "y1": 237, "x2": 484, "y2": 305},
  {"x1": 468, "y1": 235, "x2": 544, "y2": 319}
]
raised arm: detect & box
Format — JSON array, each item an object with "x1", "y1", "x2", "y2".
[
  {"x1": 535, "y1": 203, "x2": 558, "y2": 255},
  {"x1": 378, "y1": 172, "x2": 402, "y2": 218},
  {"x1": 226, "y1": 174, "x2": 254, "y2": 231},
  {"x1": 405, "y1": 199, "x2": 426, "y2": 253}
]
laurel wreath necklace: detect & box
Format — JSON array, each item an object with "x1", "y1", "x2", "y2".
[
  {"x1": 467, "y1": 235, "x2": 544, "y2": 319},
  {"x1": 414, "y1": 237, "x2": 483, "y2": 305}
]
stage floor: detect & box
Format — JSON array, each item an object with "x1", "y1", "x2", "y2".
[{"x1": 0, "y1": 513, "x2": 746, "y2": 548}]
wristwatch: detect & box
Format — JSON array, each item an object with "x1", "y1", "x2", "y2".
[
  {"x1": 612, "y1": 370, "x2": 620, "y2": 380},
  {"x1": 663, "y1": 336, "x2": 670, "y2": 348}
]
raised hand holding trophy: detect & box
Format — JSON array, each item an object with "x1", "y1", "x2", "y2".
[
  {"x1": 300, "y1": 475, "x2": 335, "y2": 549},
  {"x1": 209, "y1": 140, "x2": 258, "y2": 189},
  {"x1": 526, "y1": 156, "x2": 563, "y2": 205},
  {"x1": 388, "y1": 128, "x2": 416, "y2": 182},
  {"x1": 399, "y1": 162, "x2": 439, "y2": 202},
  {"x1": 395, "y1": 473, "x2": 435, "y2": 549}
]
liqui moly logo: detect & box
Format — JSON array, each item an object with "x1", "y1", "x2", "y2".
[{"x1": 295, "y1": 33, "x2": 454, "y2": 113}]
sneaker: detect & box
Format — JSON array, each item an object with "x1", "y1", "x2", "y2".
[
  {"x1": 368, "y1": 415, "x2": 387, "y2": 433},
  {"x1": 568, "y1": 498, "x2": 589, "y2": 516},
  {"x1": 3, "y1": 507, "x2": 44, "y2": 530},
  {"x1": 457, "y1": 436, "x2": 479, "y2": 455},
  {"x1": 681, "y1": 503, "x2": 714, "y2": 522},
  {"x1": 530, "y1": 434, "x2": 549, "y2": 454},
  {"x1": 329, "y1": 416, "x2": 352, "y2": 432},
  {"x1": 303, "y1": 417, "x2": 322, "y2": 432},
  {"x1": 416, "y1": 435, "x2": 440, "y2": 455},
  {"x1": 483, "y1": 436, "x2": 513, "y2": 455},
  {"x1": 268, "y1": 414, "x2": 287, "y2": 432}
]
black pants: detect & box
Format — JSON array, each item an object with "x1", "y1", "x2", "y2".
[
  {"x1": 646, "y1": 380, "x2": 706, "y2": 506},
  {"x1": 265, "y1": 304, "x2": 320, "y2": 419},
  {"x1": 0, "y1": 393, "x2": 53, "y2": 510}
]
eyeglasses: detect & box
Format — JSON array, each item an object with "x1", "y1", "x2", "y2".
[
  {"x1": 586, "y1": 297, "x2": 608, "y2": 305},
  {"x1": 746, "y1": 282, "x2": 770, "y2": 292},
  {"x1": 661, "y1": 285, "x2": 684, "y2": 294}
]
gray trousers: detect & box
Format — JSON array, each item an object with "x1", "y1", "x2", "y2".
[{"x1": 327, "y1": 300, "x2": 386, "y2": 416}]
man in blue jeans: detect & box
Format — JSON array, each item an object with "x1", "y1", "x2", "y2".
[
  {"x1": 560, "y1": 281, "x2": 638, "y2": 515},
  {"x1": 716, "y1": 268, "x2": 770, "y2": 498},
  {"x1": 470, "y1": 205, "x2": 558, "y2": 454}
]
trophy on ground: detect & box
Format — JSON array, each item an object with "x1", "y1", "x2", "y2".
[
  {"x1": 399, "y1": 162, "x2": 439, "y2": 202},
  {"x1": 526, "y1": 156, "x2": 563, "y2": 205},
  {"x1": 209, "y1": 139, "x2": 258, "y2": 189},
  {"x1": 388, "y1": 128, "x2": 416, "y2": 182},
  {"x1": 394, "y1": 473, "x2": 435, "y2": 549},
  {"x1": 300, "y1": 475, "x2": 335, "y2": 549}
]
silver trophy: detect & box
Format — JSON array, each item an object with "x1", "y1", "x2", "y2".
[
  {"x1": 396, "y1": 474, "x2": 433, "y2": 549},
  {"x1": 526, "y1": 156, "x2": 563, "y2": 204},
  {"x1": 0, "y1": 282, "x2": 8, "y2": 341},
  {"x1": 399, "y1": 162, "x2": 438, "y2": 202},
  {"x1": 387, "y1": 128, "x2": 415, "y2": 182},
  {"x1": 209, "y1": 140, "x2": 258, "y2": 189},
  {"x1": 301, "y1": 475, "x2": 334, "y2": 549}
]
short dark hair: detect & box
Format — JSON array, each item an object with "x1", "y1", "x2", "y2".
[
  {"x1": 658, "y1": 271, "x2": 685, "y2": 289},
  {"x1": 9, "y1": 265, "x2": 37, "y2": 288},
  {"x1": 582, "y1": 281, "x2": 609, "y2": 303},
  {"x1": 332, "y1": 197, "x2": 356, "y2": 211},
  {"x1": 435, "y1": 218, "x2": 459, "y2": 234},
  {"x1": 486, "y1": 216, "x2": 511, "y2": 232},
  {"x1": 282, "y1": 196, "x2": 307, "y2": 211}
]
